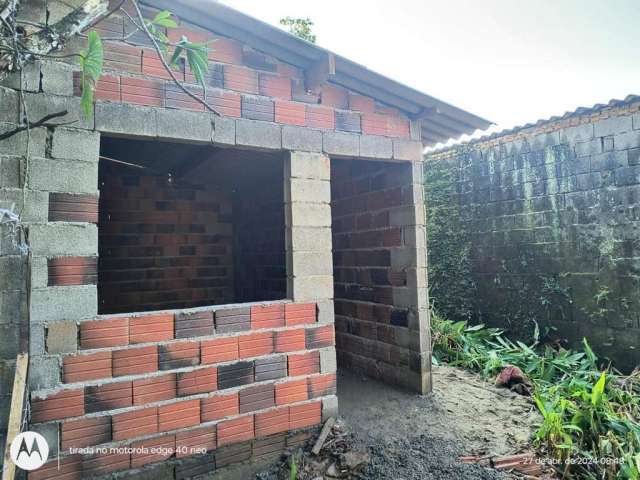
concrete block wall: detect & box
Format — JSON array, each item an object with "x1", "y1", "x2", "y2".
[
  {"x1": 331, "y1": 159, "x2": 431, "y2": 393},
  {"x1": 98, "y1": 163, "x2": 235, "y2": 313},
  {"x1": 428, "y1": 101, "x2": 640, "y2": 370}
]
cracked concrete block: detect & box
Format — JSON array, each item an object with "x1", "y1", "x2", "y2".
[
  {"x1": 0, "y1": 124, "x2": 47, "y2": 157},
  {"x1": 288, "y1": 151, "x2": 330, "y2": 180},
  {"x1": 235, "y1": 118, "x2": 281, "y2": 150},
  {"x1": 46, "y1": 320, "x2": 78, "y2": 354},
  {"x1": 323, "y1": 131, "x2": 359, "y2": 157},
  {"x1": 95, "y1": 102, "x2": 157, "y2": 137},
  {"x1": 28, "y1": 223, "x2": 98, "y2": 257},
  {"x1": 157, "y1": 109, "x2": 213, "y2": 142},
  {"x1": 30, "y1": 285, "x2": 97, "y2": 323},
  {"x1": 212, "y1": 115, "x2": 236, "y2": 145},
  {"x1": 23, "y1": 92, "x2": 92, "y2": 130},
  {"x1": 29, "y1": 157, "x2": 98, "y2": 194},
  {"x1": 0, "y1": 62, "x2": 40, "y2": 92},
  {"x1": 0, "y1": 88, "x2": 19, "y2": 124},
  {"x1": 282, "y1": 125, "x2": 322, "y2": 152},
  {"x1": 0, "y1": 188, "x2": 48, "y2": 222},
  {"x1": 40, "y1": 61, "x2": 74, "y2": 96},
  {"x1": 359, "y1": 134, "x2": 393, "y2": 159},
  {"x1": 0, "y1": 155, "x2": 22, "y2": 188},
  {"x1": 51, "y1": 128, "x2": 100, "y2": 162}
]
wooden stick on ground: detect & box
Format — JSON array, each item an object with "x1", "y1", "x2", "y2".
[
  {"x1": 2, "y1": 353, "x2": 28, "y2": 480},
  {"x1": 312, "y1": 417, "x2": 335, "y2": 455}
]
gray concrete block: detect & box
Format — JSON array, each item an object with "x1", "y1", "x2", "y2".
[
  {"x1": 289, "y1": 178, "x2": 331, "y2": 204},
  {"x1": 46, "y1": 320, "x2": 78, "y2": 354},
  {"x1": 634, "y1": 113, "x2": 640, "y2": 130},
  {"x1": 0, "y1": 188, "x2": 48, "y2": 222},
  {"x1": 0, "y1": 155, "x2": 22, "y2": 188},
  {"x1": 23, "y1": 92, "x2": 92, "y2": 130},
  {"x1": 391, "y1": 247, "x2": 426, "y2": 269},
  {"x1": 0, "y1": 256, "x2": 25, "y2": 291},
  {"x1": 323, "y1": 131, "x2": 359, "y2": 157},
  {"x1": 594, "y1": 115, "x2": 633, "y2": 137},
  {"x1": 51, "y1": 128, "x2": 100, "y2": 162},
  {"x1": 614, "y1": 130, "x2": 640, "y2": 151},
  {"x1": 292, "y1": 251, "x2": 333, "y2": 277},
  {"x1": 282, "y1": 125, "x2": 322, "y2": 152},
  {"x1": 289, "y1": 203, "x2": 331, "y2": 227},
  {"x1": 157, "y1": 109, "x2": 213, "y2": 142},
  {"x1": 0, "y1": 325, "x2": 19, "y2": 358},
  {"x1": 28, "y1": 223, "x2": 98, "y2": 257},
  {"x1": 393, "y1": 139, "x2": 423, "y2": 162},
  {"x1": 575, "y1": 139, "x2": 602, "y2": 157},
  {"x1": 30, "y1": 323, "x2": 45, "y2": 356},
  {"x1": 320, "y1": 347, "x2": 337, "y2": 373},
  {"x1": 212, "y1": 115, "x2": 236, "y2": 145},
  {"x1": 95, "y1": 102, "x2": 157, "y2": 137},
  {"x1": 290, "y1": 275, "x2": 333, "y2": 301},
  {"x1": 0, "y1": 124, "x2": 47, "y2": 157},
  {"x1": 30, "y1": 256, "x2": 48, "y2": 288},
  {"x1": 235, "y1": 118, "x2": 281, "y2": 150},
  {"x1": 30, "y1": 285, "x2": 97, "y2": 323},
  {"x1": 0, "y1": 62, "x2": 40, "y2": 92},
  {"x1": 31, "y1": 422, "x2": 59, "y2": 458},
  {"x1": 0, "y1": 88, "x2": 19, "y2": 124},
  {"x1": 316, "y1": 299, "x2": 335, "y2": 325},
  {"x1": 28, "y1": 355, "x2": 60, "y2": 390},
  {"x1": 287, "y1": 227, "x2": 332, "y2": 252},
  {"x1": 560, "y1": 123, "x2": 594, "y2": 144},
  {"x1": 0, "y1": 290, "x2": 25, "y2": 325},
  {"x1": 288, "y1": 151, "x2": 330, "y2": 180},
  {"x1": 29, "y1": 157, "x2": 98, "y2": 194},
  {"x1": 410, "y1": 119, "x2": 422, "y2": 141},
  {"x1": 359, "y1": 134, "x2": 393, "y2": 159},
  {"x1": 322, "y1": 396, "x2": 338, "y2": 421},
  {"x1": 40, "y1": 61, "x2": 74, "y2": 96}
]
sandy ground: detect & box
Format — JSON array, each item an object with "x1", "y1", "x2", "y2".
[{"x1": 215, "y1": 365, "x2": 541, "y2": 479}]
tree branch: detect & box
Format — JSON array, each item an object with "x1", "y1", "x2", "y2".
[
  {"x1": 0, "y1": 110, "x2": 69, "y2": 140},
  {"x1": 129, "y1": 0, "x2": 220, "y2": 116}
]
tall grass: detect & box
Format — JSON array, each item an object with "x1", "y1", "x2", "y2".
[{"x1": 431, "y1": 312, "x2": 640, "y2": 479}]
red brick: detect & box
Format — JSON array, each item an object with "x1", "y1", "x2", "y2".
[
  {"x1": 238, "y1": 332, "x2": 273, "y2": 358},
  {"x1": 61, "y1": 416, "x2": 111, "y2": 451},
  {"x1": 285, "y1": 303, "x2": 316, "y2": 326},
  {"x1": 82, "y1": 451, "x2": 130, "y2": 476},
  {"x1": 165, "y1": 83, "x2": 205, "y2": 111},
  {"x1": 308, "y1": 373, "x2": 337, "y2": 398},
  {"x1": 48, "y1": 256, "x2": 97, "y2": 286},
  {"x1": 133, "y1": 373, "x2": 176, "y2": 405},
  {"x1": 259, "y1": 74, "x2": 292, "y2": 100},
  {"x1": 85, "y1": 381, "x2": 132, "y2": 413},
  {"x1": 167, "y1": 26, "x2": 213, "y2": 45},
  {"x1": 63, "y1": 351, "x2": 112, "y2": 383},
  {"x1": 288, "y1": 351, "x2": 320, "y2": 377},
  {"x1": 274, "y1": 329, "x2": 305, "y2": 353},
  {"x1": 31, "y1": 389, "x2": 84, "y2": 422},
  {"x1": 95, "y1": 74, "x2": 121, "y2": 102},
  {"x1": 159, "y1": 341, "x2": 200, "y2": 370},
  {"x1": 201, "y1": 392, "x2": 239, "y2": 421},
  {"x1": 387, "y1": 115, "x2": 411, "y2": 138},
  {"x1": 383, "y1": 227, "x2": 402, "y2": 246},
  {"x1": 28, "y1": 455, "x2": 82, "y2": 480},
  {"x1": 158, "y1": 399, "x2": 200, "y2": 432},
  {"x1": 251, "y1": 304, "x2": 285, "y2": 330},
  {"x1": 224, "y1": 65, "x2": 258, "y2": 94},
  {"x1": 209, "y1": 37, "x2": 243, "y2": 64},
  {"x1": 206, "y1": 89, "x2": 241, "y2": 117},
  {"x1": 217, "y1": 415, "x2": 254, "y2": 446},
  {"x1": 129, "y1": 313, "x2": 174, "y2": 343},
  {"x1": 142, "y1": 48, "x2": 175, "y2": 80},
  {"x1": 361, "y1": 112, "x2": 389, "y2": 136},
  {"x1": 255, "y1": 407, "x2": 289, "y2": 437},
  {"x1": 112, "y1": 345, "x2": 158, "y2": 377},
  {"x1": 177, "y1": 367, "x2": 217, "y2": 396},
  {"x1": 276, "y1": 62, "x2": 302, "y2": 78},
  {"x1": 201, "y1": 336, "x2": 238, "y2": 364},
  {"x1": 131, "y1": 434, "x2": 175, "y2": 468},
  {"x1": 175, "y1": 425, "x2": 216, "y2": 458},
  {"x1": 306, "y1": 104, "x2": 335, "y2": 129},
  {"x1": 121, "y1": 75, "x2": 164, "y2": 107},
  {"x1": 275, "y1": 100, "x2": 306, "y2": 126},
  {"x1": 349, "y1": 94, "x2": 376, "y2": 113},
  {"x1": 320, "y1": 84, "x2": 348, "y2": 108},
  {"x1": 112, "y1": 406, "x2": 158, "y2": 441},
  {"x1": 305, "y1": 325, "x2": 335, "y2": 349},
  {"x1": 103, "y1": 41, "x2": 142, "y2": 73},
  {"x1": 80, "y1": 317, "x2": 128, "y2": 349},
  {"x1": 275, "y1": 379, "x2": 308, "y2": 405},
  {"x1": 289, "y1": 401, "x2": 321, "y2": 429}
]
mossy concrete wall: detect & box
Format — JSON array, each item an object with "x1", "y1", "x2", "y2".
[{"x1": 427, "y1": 102, "x2": 640, "y2": 370}]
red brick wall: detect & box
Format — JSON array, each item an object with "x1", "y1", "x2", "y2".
[
  {"x1": 98, "y1": 162, "x2": 234, "y2": 313},
  {"x1": 331, "y1": 159, "x2": 415, "y2": 382}
]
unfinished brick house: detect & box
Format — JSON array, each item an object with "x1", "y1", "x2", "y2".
[{"x1": 0, "y1": 1, "x2": 489, "y2": 477}]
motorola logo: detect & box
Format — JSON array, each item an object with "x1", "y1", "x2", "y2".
[{"x1": 9, "y1": 432, "x2": 49, "y2": 470}]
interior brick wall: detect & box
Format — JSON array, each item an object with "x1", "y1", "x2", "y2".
[
  {"x1": 331, "y1": 159, "x2": 418, "y2": 384},
  {"x1": 98, "y1": 162, "x2": 234, "y2": 313}
]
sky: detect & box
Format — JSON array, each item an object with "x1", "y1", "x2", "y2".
[{"x1": 220, "y1": 0, "x2": 640, "y2": 140}]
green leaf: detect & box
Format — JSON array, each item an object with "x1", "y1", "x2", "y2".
[
  {"x1": 591, "y1": 372, "x2": 606, "y2": 406},
  {"x1": 169, "y1": 45, "x2": 184, "y2": 67},
  {"x1": 82, "y1": 31, "x2": 103, "y2": 82},
  {"x1": 152, "y1": 10, "x2": 177, "y2": 28},
  {"x1": 80, "y1": 78, "x2": 94, "y2": 117}
]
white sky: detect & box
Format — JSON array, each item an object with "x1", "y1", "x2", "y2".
[{"x1": 221, "y1": 0, "x2": 640, "y2": 139}]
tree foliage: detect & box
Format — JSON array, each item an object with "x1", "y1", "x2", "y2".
[{"x1": 279, "y1": 16, "x2": 316, "y2": 43}]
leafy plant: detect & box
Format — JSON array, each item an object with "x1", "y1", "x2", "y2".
[
  {"x1": 78, "y1": 31, "x2": 104, "y2": 117},
  {"x1": 431, "y1": 311, "x2": 640, "y2": 479},
  {"x1": 280, "y1": 17, "x2": 316, "y2": 43},
  {"x1": 289, "y1": 454, "x2": 298, "y2": 480}
]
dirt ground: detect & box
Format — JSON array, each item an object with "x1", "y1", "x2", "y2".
[{"x1": 216, "y1": 365, "x2": 541, "y2": 479}]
